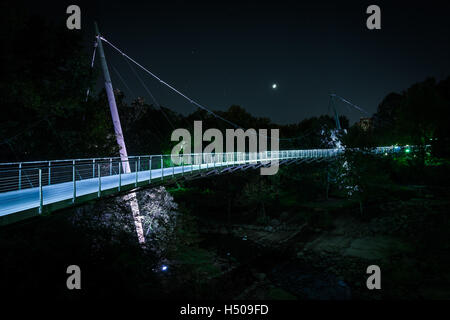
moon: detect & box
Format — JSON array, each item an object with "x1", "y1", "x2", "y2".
[{"x1": 272, "y1": 83, "x2": 277, "y2": 89}]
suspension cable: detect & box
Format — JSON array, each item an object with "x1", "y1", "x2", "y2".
[
  {"x1": 85, "y1": 39, "x2": 98, "y2": 102},
  {"x1": 100, "y1": 36, "x2": 319, "y2": 142},
  {"x1": 331, "y1": 94, "x2": 370, "y2": 115},
  {"x1": 123, "y1": 57, "x2": 176, "y2": 130},
  {"x1": 101, "y1": 37, "x2": 243, "y2": 128},
  {"x1": 111, "y1": 64, "x2": 137, "y2": 98}
]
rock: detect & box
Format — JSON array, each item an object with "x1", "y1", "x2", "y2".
[
  {"x1": 70, "y1": 186, "x2": 178, "y2": 251},
  {"x1": 264, "y1": 226, "x2": 274, "y2": 232},
  {"x1": 344, "y1": 236, "x2": 413, "y2": 260},
  {"x1": 305, "y1": 235, "x2": 352, "y2": 254}
]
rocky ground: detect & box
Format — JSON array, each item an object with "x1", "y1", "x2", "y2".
[
  {"x1": 65, "y1": 183, "x2": 450, "y2": 300},
  {"x1": 203, "y1": 186, "x2": 450, "y2": 300}
]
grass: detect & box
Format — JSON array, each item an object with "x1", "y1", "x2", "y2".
[{"x1": 175, "y1": 246, "x2": 221, "y2": 279}]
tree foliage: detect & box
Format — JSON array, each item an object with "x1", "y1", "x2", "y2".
[
  {"x1": 0, "y1": 8, "x2": 117, "y2": 161},
  {"x1": 371, "y1": 77, "x2": 449, "y2": 155}
]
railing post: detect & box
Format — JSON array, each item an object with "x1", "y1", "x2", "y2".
[
  {"x1": 109, "y1": 158, "x2": 112, "y2": 176},
  {"x1": 172, "y1": 155, "x2": 175, "y2": 179},
  {"x1": 18, "y1": 162, "x2": 22, "y2": 190},
  {"x1": 93, "y1": 159, "x2": 95, "y2": 178},
  {"x1": 182, "y1": 155, "x2": 184, "y2": 176},
  {"x1": 118, "y1": 161, "x2": 122, "y2": 191},
  {"x1": 72, "y1": 160, "x2": 76, "y2": 203},
  {"x1": 138, "y1": 156, "x2": 141, "y2": 172},
  {"x1": 48, "y1": 161, "x2": 51, "y2": 185},
  {"x1": 149, "y1": 156, "x2": 152, "y2": 183},
  {"x1": 39, "y1": 169, "x2": 43, "y2": 214},
  {"x1": 98, "y1": 164, "x2": 101, "y2": 198},
  {"x1": 135, "y1": 160, "x2": 138, "y2": 187},
  {"x1": 161, "y1": 156, "x2": 164, "y2": 181}
]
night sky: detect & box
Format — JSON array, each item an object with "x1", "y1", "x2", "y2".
[{"x1": 27, "y1": 0, "x2": 450, "y2": 124}]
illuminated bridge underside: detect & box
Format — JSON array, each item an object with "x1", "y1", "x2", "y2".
[{"x1": 0, "y1": 147, "x2": 398, "y2": 225}]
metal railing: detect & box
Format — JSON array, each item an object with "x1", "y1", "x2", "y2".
[
  {"x1": 0, "y1": 146, "x2": 405, "y2": 216},
  {"x1": 0, "y1": 149, "x2": 339, "y2": 191}
]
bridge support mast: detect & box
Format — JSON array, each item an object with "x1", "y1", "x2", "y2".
[
  {"x1": 329, "y1": 94, "x2": 341, "y2": 131},
  {"x1": 95, "y1": 22, "x2": 130, "y2": 173}
]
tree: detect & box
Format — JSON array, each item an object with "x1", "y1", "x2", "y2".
[
  {"x1": 0, "y1": 9, "x2": 117, "y2": 161},
  {"x1": 336, "y1": 150, "x2": 391, "y2": 216},
  {"x1": 240, "y1": 176, "x2": 276, "y2": 223},
  {"x1": 372, "y1": 77, "x2": 450, "y2": 159}
]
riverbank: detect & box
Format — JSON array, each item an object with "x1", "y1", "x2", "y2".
[{"x1": 168, "y1": 183, "x2": 450, "y2": 300}]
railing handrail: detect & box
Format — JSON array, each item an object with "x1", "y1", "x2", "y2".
[
  {"x1": 0, "y1": 148, "x2": 343, "y2": 167},
  {"x1": 0, "y1": 145, "x2": 412, "y2": 218},
  {"x1": 0, "y1": 144, "x2": 421, "y2": 167}
]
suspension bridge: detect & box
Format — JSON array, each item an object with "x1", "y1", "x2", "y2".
[
  {"x1": 0, "y1": 24, "x2": 401, "y2": 226},
  {"x1": 0, "y1": 147, "x2": 402, "y2": 225}
]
